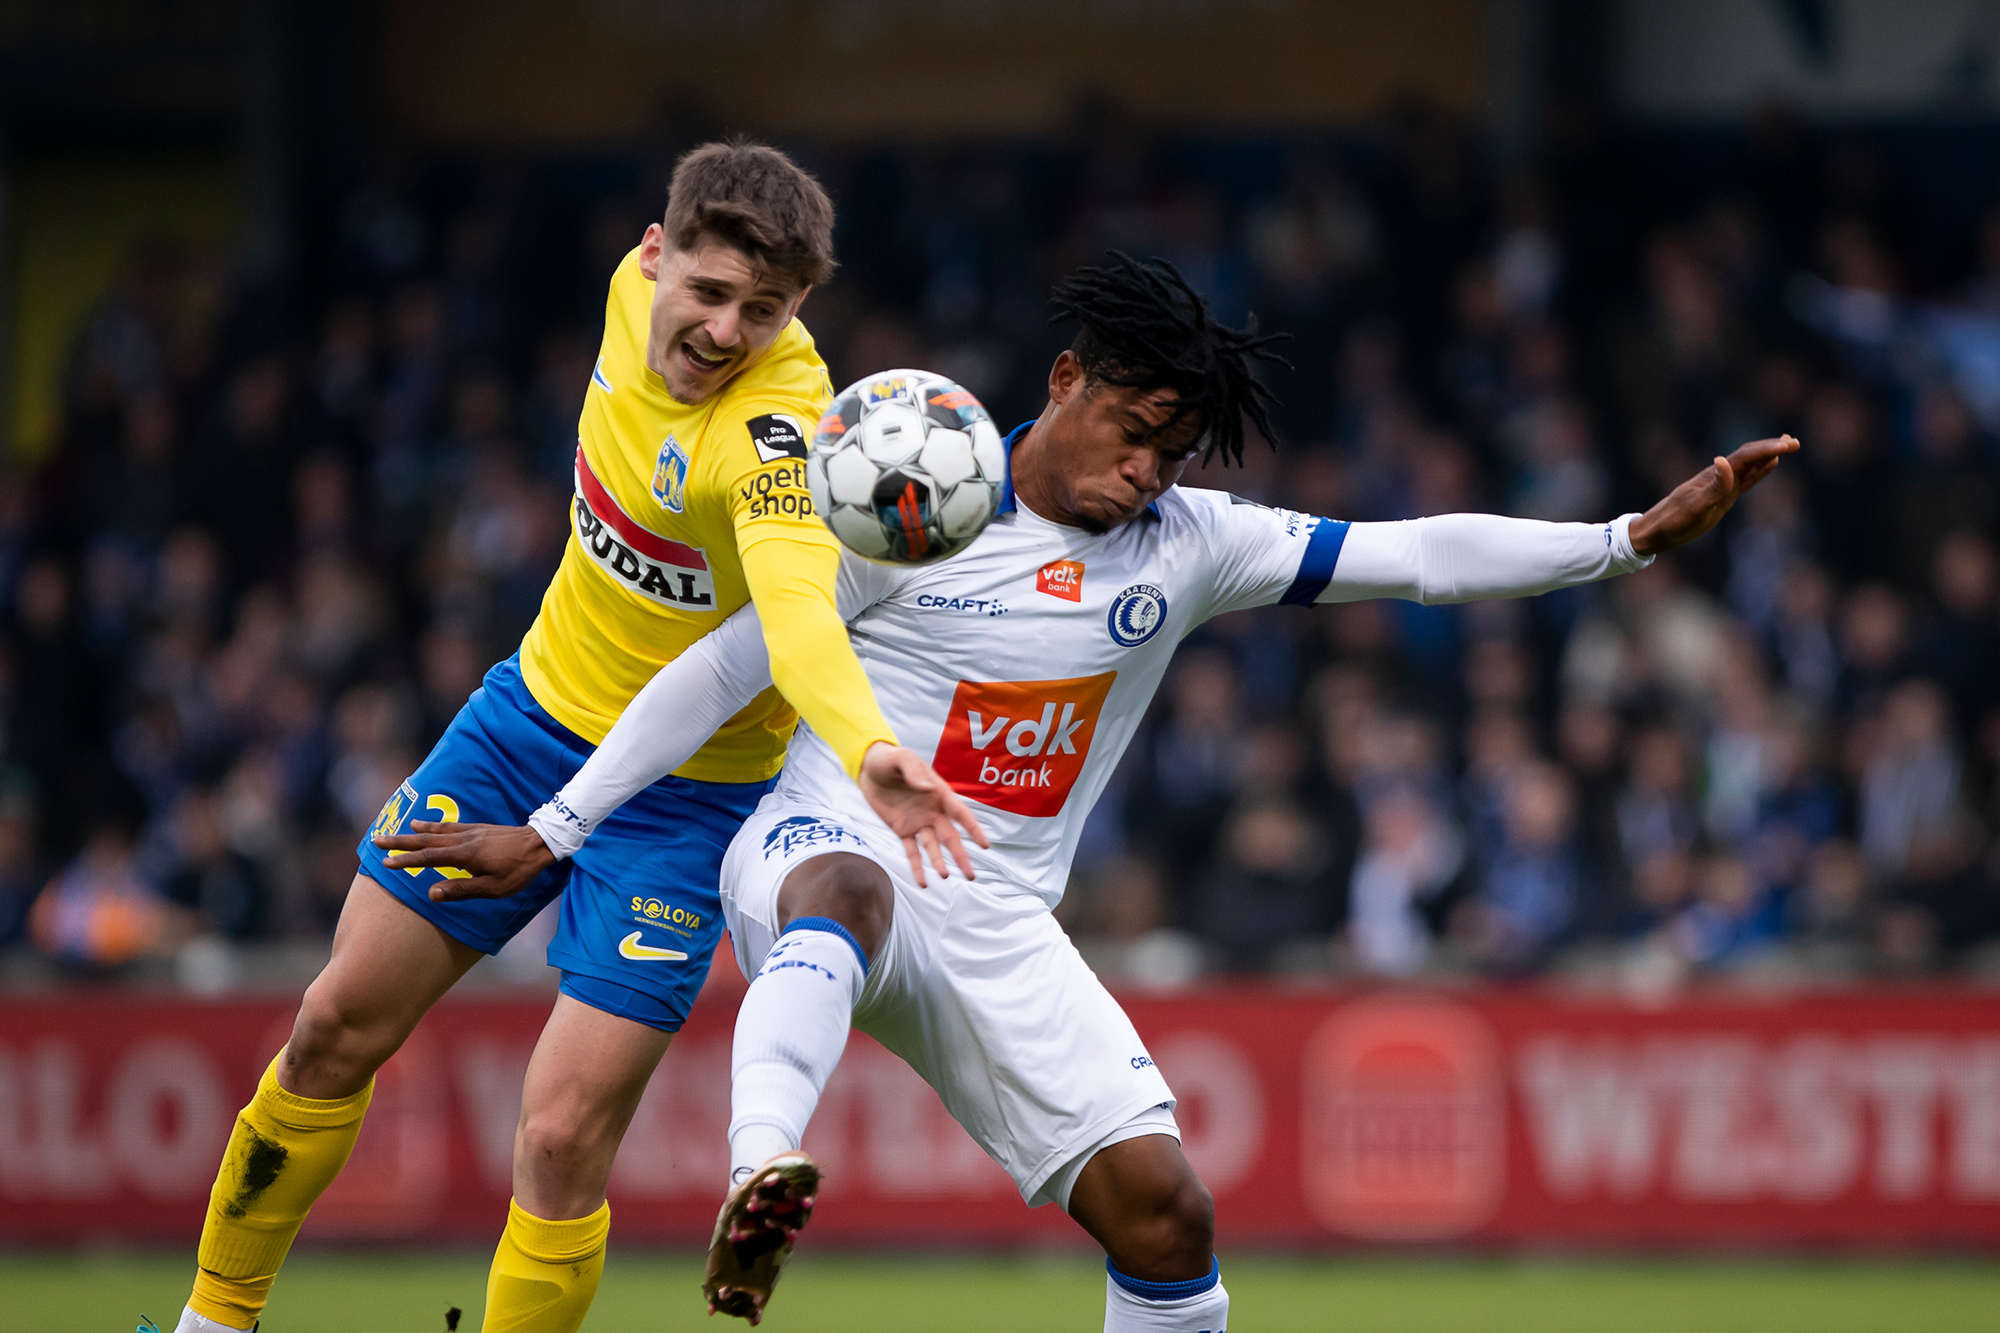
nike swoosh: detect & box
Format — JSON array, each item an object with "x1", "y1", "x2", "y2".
[{"x1": 619, "y1": 931, "x2": 689, "y2": 961}]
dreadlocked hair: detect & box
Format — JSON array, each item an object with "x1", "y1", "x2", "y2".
[{"x1": 1049, "y1": 251, "x2": 1291, "y2": 467}]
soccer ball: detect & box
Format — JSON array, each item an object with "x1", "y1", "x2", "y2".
[{"x1": 808, "y1": 369, "x2": 1007, "y2": 565}]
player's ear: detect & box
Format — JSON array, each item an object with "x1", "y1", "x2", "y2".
[
  {"x1": 785, "y1": 285, "x2": 813, "y2": 320},
  {"x1": 1048, "y1": 350, "x2": 1085, "y2": 405},
  {"x1": 638, "y1": 223, "x2": 667, "y2": 281}
]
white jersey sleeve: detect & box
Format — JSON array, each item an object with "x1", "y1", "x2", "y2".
[
  {"x1": 528, "y1": 607, "x2": 775, "y2": 857},
  {"x1": 1183, "y1": 492, "x2": 1340, "y2": 620},
  {"x1": 525, "y1": 552, "x2": 904, "y2": 857},
  {"x1": 1188, "y1": 489, "x2": 1653, "y2": 620},
  {"x1": 1321, "y1": 512, "x2": 1653, "y2": 604}
]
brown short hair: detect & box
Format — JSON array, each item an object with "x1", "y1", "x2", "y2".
[{"x1": 663, "y1": 139, "x2": 836, "y2": 290}]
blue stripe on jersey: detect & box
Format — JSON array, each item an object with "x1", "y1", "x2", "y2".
[
  {"x1": 1279, "y1": 516, "x2": 1352, "y2": 606},
  {"x1": 996, "y1": 420, "x2": 1031, "y2": 515}
]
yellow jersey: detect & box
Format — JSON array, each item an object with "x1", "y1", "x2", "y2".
[{"x1": 519, "y1": 246, "x2": 861, "y2": 783}]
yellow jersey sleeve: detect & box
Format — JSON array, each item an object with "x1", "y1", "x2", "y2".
[
  {"x1": 740, "y1": 538, "x2": 898, "y2": 778},
  {"x1": 694, "y1": 394, "x2": 897, "y2": 778},
  {"x1": 714, "y1": 400, "x2": 833, "y2": 551}
]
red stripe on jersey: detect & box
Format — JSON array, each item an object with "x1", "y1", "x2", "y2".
[{"x1": 573, "y1": 446, "x2": 709, "y2": 570}]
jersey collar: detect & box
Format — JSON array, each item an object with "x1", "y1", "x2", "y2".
[
  {"x1": 996, "y1": 420, "x2": 1030, "y2": 516},
  {"x1": 995, "y1": 419, "x2": 1161, "y2": 523}
]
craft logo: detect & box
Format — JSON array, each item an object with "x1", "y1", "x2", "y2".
[
  {"x1": 1299, "y1": 995, "x2": 1506, "y2": 1240},
  {"x1": 651, "y1": 435, "x2": 690, "y2": 512},
  {"x1": 930, "y1": 672, "x2": 1117, "y2": 817},
  {"x1": 747, "y1": 412, "x2": 807, "y2": 463},
  {"x1": 1036, "y1": 559, "x2": 1084, "y2": 602}
]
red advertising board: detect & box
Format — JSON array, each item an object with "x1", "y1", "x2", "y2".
[{"x1": 4, "y1": 972, "x2": 1999, "y2": 1248}]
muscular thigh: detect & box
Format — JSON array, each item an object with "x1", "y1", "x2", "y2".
[{"x1": 284, "y1": 875, "x2": 484, "y2": 1098}]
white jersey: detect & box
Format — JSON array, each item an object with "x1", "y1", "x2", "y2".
[
  {"x1": 779, "y1": 487, "x2": 1337, "y2": 903},
  {"x1": 529, "y1": 460, "x2": 1652, "y2": 900}
]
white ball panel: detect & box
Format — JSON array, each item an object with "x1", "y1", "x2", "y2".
[
  {"x1": 806, "y1": 455, "x2": 835, "y2": 513},
  {"x1": 823, "y1": 443, "x2": 881, "y2": 507},
  {"x1": 938, "y1": 478, "x2": 998, "y2": 541},
  {"x1": 968, "y1": 418, "x2": 1006, "y2": 482},
  {"x1": 827, "y1": 503, "x2": 893, "y2": 560},
  {"x1": 918, "y1": 428, "x2": 977, "y2": 488},
  {"x1": 859, "y1": 403, "x2": 926, "y2": 466}
]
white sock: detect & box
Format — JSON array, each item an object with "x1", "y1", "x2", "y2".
[
  {"x1": 173, "y1": 1305, "x2": 252, "y2": 1333},
  {"x1": 1104, "y1": 1259, "x2": 1228, "y2": 1332},
  {"x1": 727, "y1": 919, "x2": 867, "y2": 1189}
]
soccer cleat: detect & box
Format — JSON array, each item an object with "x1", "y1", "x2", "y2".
[{"x1": 703, "y1": 1152, "x2": 821, "y2": 1325}]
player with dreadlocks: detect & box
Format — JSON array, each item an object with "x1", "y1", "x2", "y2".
[
  {"x1": 1047, "y1": 248, "x2": 1291, "y2": 477},
  {"x1": 387, "y1": 252, "x2": 1797, "y2": 1330}
]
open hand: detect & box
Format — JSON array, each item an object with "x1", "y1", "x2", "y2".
[
  {"x1": 1628, "y1": 435, "x2": 1800, "y2": 556},
  {"x1": 858, "y1": 743, "x2": 991, "y2": 885},
  {"x1": 375, "y1": 820, "x2": 556, "y2": 902}
]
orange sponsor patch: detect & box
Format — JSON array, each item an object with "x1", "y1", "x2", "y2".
[
  {"x1": 1036, "y1": 559, "x2": 1085, "y2": 602},
  {"x1": 930, "y1": 672, "x2": 1117, "y2": 817}
]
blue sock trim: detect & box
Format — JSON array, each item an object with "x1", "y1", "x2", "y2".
[
  {"x1": 781, "y1": 916, "x2": 869, "y2": 975},
  {"x1": 1107, "y1": 1256, "x2": 1220, "y2": 1301}
]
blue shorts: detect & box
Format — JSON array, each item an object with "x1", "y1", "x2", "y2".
[{"x1": 357, "y1": 655, "x2": 776, "y2": 1032}]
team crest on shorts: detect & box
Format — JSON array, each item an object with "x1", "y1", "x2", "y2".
[
  {"x1": 652, "y1": 435, "x2": 690, "y2": 513},
  {"x1": 762, "y1": 815, "x2": 863, "y2": 859},
  {"x1": 370, "y1": 781, "x2": 417, "y2": 843},
  {"x1": 1107, "y1": 584, "x2": 1167, "y2": 647}
]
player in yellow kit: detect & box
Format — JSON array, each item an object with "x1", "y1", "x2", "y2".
[{"x1": 162, "y1": 142, "x2": 982, "y2": 1333}]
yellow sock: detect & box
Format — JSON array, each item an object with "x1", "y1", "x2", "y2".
[
  {"x1": 188, "y1": 1053, "x2": 373, "y2": 1328},
  {"x1": 481, "y1": 1198, "x2": 611, "y2": 1333}
]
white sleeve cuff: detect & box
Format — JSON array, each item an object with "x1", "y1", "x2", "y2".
[
  {"x1": 527, "y1": 797, "x2": 591, "y2": 861},
  {"x1": 1608, "y1": 513, "x2": 1655, "y2": 575}
]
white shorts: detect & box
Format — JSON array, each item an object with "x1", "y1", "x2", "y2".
[{"x1": 722, "y1": 798, "x2": 1178, "y2": 1208}]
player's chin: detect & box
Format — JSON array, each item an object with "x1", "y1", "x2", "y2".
[
  {"x1": 1079, "y1": 497, "x2": 1145, "y2": 533},
  {"x1": 668, "y1": 345, "x2": 737, "y2": 399}
]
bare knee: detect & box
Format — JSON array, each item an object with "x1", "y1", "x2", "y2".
[
  {"x1": 513, "y1": 1101, "x2": 621, "y2": 1217},
  {"x1": 1114, "y1": 1173, "x2": 1214, "y2": 1279},
  {"x1": 777, "y1": 853, "x2": 893, "y2": 960},
  {"x1": 282, "y1": 981, "x2": 404, "y2": 1100},
  {"x1": 1069, "y1": 1138, "x2": 1215, "y2": 1282},
  {"x1": 516, "y1": 1106, "x2": 598, "y2": 1177}
]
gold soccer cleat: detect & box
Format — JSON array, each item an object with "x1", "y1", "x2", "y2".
[{"x1": 703, "y1": 1152, "x2": 821, "y2": 1325}]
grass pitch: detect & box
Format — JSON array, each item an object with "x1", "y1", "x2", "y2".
[{"x1": 10, "y1": 1249, "x2": 2000, "y2": 1332}]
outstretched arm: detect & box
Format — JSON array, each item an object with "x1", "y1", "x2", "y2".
[
  {"x1": 1322, "y1": 436, "x2": 1798, "y2": 605},
  {"x1": 1627, "y1": 435, "x2": 1798, "y2": 555},
  {"x1": 378, "y1": 607, "x2": 987, "y2": 897}
]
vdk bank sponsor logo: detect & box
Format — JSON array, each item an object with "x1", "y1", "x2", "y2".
[{"x1": 929, "y1": 672, "x2": 1116, "y2": 817}]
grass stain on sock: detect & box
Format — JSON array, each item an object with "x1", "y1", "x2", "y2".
[{"x1": 222, "y1": 1127, "x2": 290, "y2": 1219}]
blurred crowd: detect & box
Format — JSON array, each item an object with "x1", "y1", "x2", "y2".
[{"x1": 5, "y1": 97, "x2": 2000, "y2": 989}]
